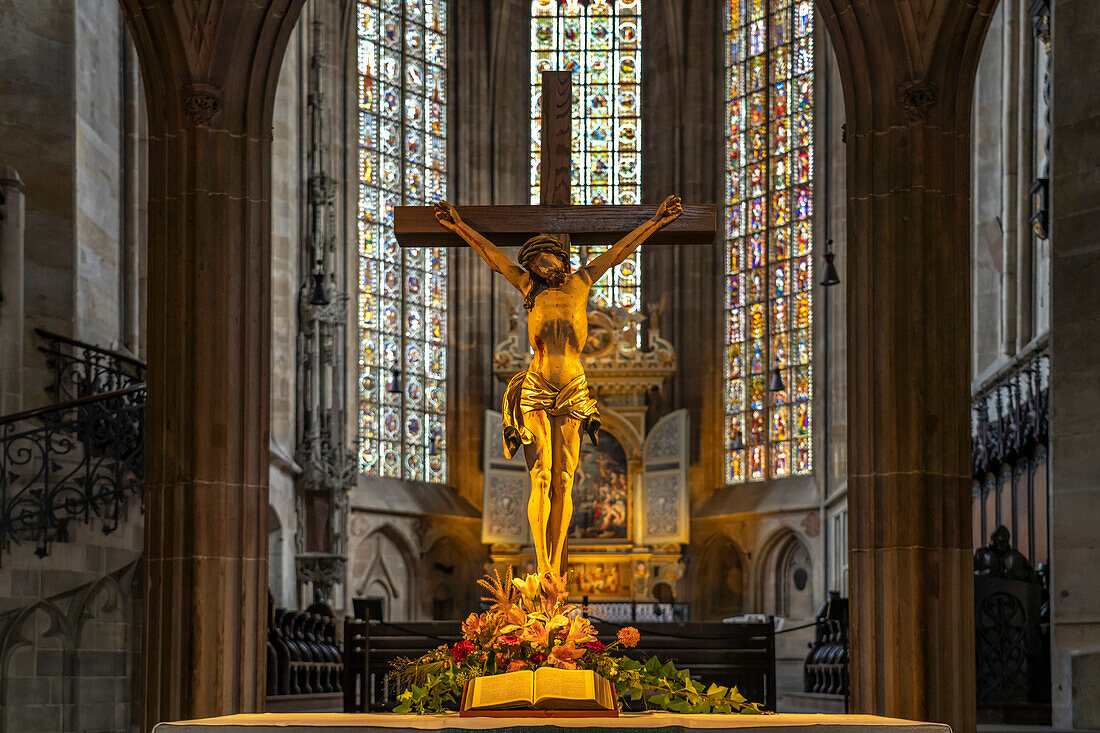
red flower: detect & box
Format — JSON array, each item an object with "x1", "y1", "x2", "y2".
[
  {"x1": 451, "y1": 640, "x2": 475, "y2": 662},
  {"x1": 498, "y1": 635, "x2": 520, "y2": 646},
  {"x1": 529, "y1": 652, "x2": 547, "y2": 664},
  {"x1": 584, "y1": 640, "x2": 606, "y2": 654}
]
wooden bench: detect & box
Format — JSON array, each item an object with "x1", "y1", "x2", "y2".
[
  {"x1": 344, "y1": 619, "x2": 463, "y2": 712},
  {"x1": 590, "y1": 620, "x2": 776, "y2": 712},
  {"x1": 342, "y1": 618, "x2": 775, "y2": 712}
]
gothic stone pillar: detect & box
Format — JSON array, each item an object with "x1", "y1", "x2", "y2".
[
  {"x1": 119, "y1": 2, "x2": 304, "y2": 727},
  {"x1": 816, "y1": 3, "x2": 997, "y2": 733}
]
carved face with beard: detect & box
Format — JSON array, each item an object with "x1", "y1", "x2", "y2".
[
  {"x1": 518, "y1": 234, "x2": 571, "y2": 311},
  {"x1": 527, "y1": 251, "x2": 568, "y2": 287}
]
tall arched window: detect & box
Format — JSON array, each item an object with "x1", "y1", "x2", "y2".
[
  {"x1": 724, "y1": 0, "x2": 814, "y2": 482},
  {"x1": 530, "y1": 0, "x2": 642, "y2": 313},
  {"x1": 357, "y1": 0, "x2": 448, "y2": 482}
]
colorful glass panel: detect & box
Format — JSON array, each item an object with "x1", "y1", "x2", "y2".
[
  {"x1": 724, "y1": 0, "x2": 813, "y2": 482},
  {"x1": 531, "y1": 0, "x2": 642, "y2": 314},
  {"x1": 358, "y1": 0, "x2": 448, "y2": 482}
]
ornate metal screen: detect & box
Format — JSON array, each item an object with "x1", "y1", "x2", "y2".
[
  {"x1": 357, "y1": 0, "x2": 448, "y2": 482},
  {"x1": 530, "y1": 0, "x2": 642, "y2": 313},
  {"x1": 723, "y1": 0, "x2": 814, "y2": 482}
]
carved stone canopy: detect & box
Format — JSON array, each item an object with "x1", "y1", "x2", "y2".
[
  {"x1": 493, "y1": 305, "x2": 676, "y2": 399},
  {"x1": 295, "y1": 552, "x2": 347, "y2": 602}
]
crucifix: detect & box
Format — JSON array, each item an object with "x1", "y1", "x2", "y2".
[{"x1": 394, "y1": 72, "x2": 715, "y2": 576}]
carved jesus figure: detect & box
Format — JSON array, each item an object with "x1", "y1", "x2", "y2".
[{"x1": 434, "y1": 195, "x2": 683, "y2": 574}]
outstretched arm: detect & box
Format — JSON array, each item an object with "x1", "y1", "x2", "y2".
[
  {"x1": 434, "y1": 201, "x2": 526, "y2": 290},
  {"x1": 581, "y1": 195, "x2": 683, "y2": 284}
]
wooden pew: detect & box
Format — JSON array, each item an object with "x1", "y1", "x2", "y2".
[
  {"x1": 343, "y1": 619, "x2": 462, "y2": 712},
  {"x1": 590, "y1": 620, "x2": 776, "y2": 712}
]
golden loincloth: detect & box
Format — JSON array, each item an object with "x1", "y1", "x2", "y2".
[{"x1": 501, "y1": 370, "x2": 601, "y2": 459}]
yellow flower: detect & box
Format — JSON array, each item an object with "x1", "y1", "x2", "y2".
[{"x1": 512, "y1": 573, "x2": 542, "y2": 605}]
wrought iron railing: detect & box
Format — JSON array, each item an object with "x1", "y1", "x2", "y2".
[
  {"x1": 36, "y1": 328, "x2": 146, "y2": 403},
  {"x1": 972, "y1": 350, "x2": 1049, "y2": 477},
  {"x1": 0, "y1": 385, "x2": 145, "y2": 563}
]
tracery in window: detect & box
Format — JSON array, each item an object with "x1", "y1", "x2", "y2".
[
  {"x1": 357, "y1": 0, "x2": 448, "y2": 481},
  {"x1": 530, "y1": 0, "x2": 642, "y2": 312},
  {"x1": 724, "y1": 0, "x2": 814, "y2": 482}
]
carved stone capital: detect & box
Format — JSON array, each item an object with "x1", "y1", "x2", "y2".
[
  {"x1": 896, "y1": 79, "x2": 938, "y2": 120},
  {"x1": 183, "y1": 86, "x2": 221, "y2": 127}
]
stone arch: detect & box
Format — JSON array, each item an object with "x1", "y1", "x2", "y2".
[
  {"x1": 0, "y1": 600, "x2": 74, "y2": 733},
  {"x1": 267, "y1": 502, "x2": 285, "y2": 603},
  {"x1": 754, "y1": 528, "x2": 814, "y2": 620},
  {"x1": 71, "y1": 575, "x2": 133, "y2": 732},
  {"x1": 813, "y1": 2, "x2": 997, "y2": 729},
  {"x1": 421, "y1": 535, "x2": 476, "y2": 620},
  {"x1": 352, "y1": 525, "x2": 415, "y2": 621},
  {"x1": 691, "y1": 533, "x2": 746, "y2": 621}
]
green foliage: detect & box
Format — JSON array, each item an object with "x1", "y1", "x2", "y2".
[
  {"x1": 615, "y1": 655, "x2": 769, "y2": 715},
  {"x1": 392, "y1": 650, "x2": 769, "y2": 715}
]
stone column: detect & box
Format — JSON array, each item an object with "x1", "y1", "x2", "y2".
[
  {"x1": 0, "y1": 167, "x2": 25, "y2": 414},
  {"x1": 1048, "y1": 1, "x2": 1100, "y2": 727},
  {"x1": 118, "y1": 2, "x2": 304, "y2": 727},
  {"x1": 816, "y1": 3, "x2": 996, "y2": 733}
]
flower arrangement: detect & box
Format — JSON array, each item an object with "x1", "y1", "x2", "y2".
[{"x1": 392, "y1": 567, "x2": 769, "y2": 715}]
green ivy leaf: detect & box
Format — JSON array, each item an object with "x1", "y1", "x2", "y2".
[{"x1": 648, "y1": 693, "x2": 671, "y2": 708}]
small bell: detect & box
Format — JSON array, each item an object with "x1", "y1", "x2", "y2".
[
  {"x1": 387, "y1": 368, "x2": 403, "y2": 394},
  {"x1": 309, "y1": 272, "x2": 331, "y2": 305},
  {"x1": 768, "y1": 361, "x2": 785, "y2": 392},
  {"x1": 820, "y1": 239, "x2": 840, "y2": 287}
]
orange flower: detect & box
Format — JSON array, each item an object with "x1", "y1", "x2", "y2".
[
  {"x1": 547, "y1": 641, "x2": 586, "y2": 670},
  {"x1": 562, "y1": 617, "x2": 596, "y2": 647},
  {"x1": 461, "y1": 613, "x2": 482, "y2": 640},
  {"x1": 519, "y1": 619, "x2": 552, "y2": 648},
  {"x1": 617, "y1": 626, "x2": 640, "y2": 648}
]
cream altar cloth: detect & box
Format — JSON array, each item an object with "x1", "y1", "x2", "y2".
[{"x1": 154, "y1": 712, "x2": 951, "y2": 733}]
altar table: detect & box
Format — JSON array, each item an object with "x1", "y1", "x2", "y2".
[{"x1": 154, "y1": 712, "x2": 951, "y2": 733}]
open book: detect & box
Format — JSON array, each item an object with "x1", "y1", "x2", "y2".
[{"x1": 462, "y1": 668, "x2": 616, "y2": 712}]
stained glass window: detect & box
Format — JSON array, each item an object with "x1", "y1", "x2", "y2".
[
  {"x1": 724, "y1": 0, "x2": 813, "y2": 482},
  {"x1": 357, "y1": 0, "x2": 448, "y2": 482},
  {"x1": 530, "y1": 0, "x2": 642, "y2": 313}
]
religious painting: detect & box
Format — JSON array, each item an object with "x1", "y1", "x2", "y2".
[
  {"x1": 568, "y1": 429, "x2": 629, "y2": 541},
  {"x1": 567, "y1": 561, "x2": 631, "y2": 598}
]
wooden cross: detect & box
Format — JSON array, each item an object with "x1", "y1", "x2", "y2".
[{"x1": 394, "y1": 71, "x2": 716, "y2": 246}]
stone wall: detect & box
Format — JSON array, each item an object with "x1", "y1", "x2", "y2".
[
  {"x1": 0, "y1": 3, "x2": 146, "y2": 731},
  {"x1": 1048, "y1": 0, "x2": 1100, "y2": 727},
  {"x1": 0, "y1": 0, "x2": 144, "y2": 408},
  {"x1": 0, "y1": 520, "x2": 142, "y2": 733},
  {"x1": 269, "y1": 3, "x2": 305, "y2": 612}
]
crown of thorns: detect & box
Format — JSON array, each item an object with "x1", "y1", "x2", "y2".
[{"x1": 518, "y1": 233, "x2": 569, "y2": 268}]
